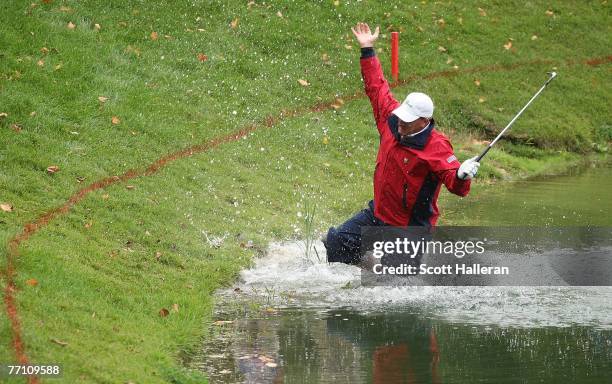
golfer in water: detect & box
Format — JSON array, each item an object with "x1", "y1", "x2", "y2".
[{"x1": 324, "y1": 22, "x2": 480, "y2": 265}]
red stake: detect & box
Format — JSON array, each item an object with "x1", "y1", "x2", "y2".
[{"x1": 391, "y1": 32, "x2": 399, "y2": 81}]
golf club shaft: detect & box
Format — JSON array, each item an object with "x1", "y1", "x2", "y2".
[{"x1": 476, "y1": 72, "x2": 557, "y2": 162}]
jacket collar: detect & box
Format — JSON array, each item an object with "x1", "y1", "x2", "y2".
[{"x1": 387, "y1": 114, "x2": 435, "y2": 149}]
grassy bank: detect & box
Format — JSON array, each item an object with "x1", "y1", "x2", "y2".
[{"x1": 0, "y1": 0, "x2": 610, "y2": 382}]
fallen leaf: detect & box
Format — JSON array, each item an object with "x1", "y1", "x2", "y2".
[
  {"x1": 67, "y1": 21, "x2": 76, "y2": 30},
  {"x1": 102, "y1": 194, "x2": 110, "y2": 200},
  {"x1": 298, "y1": 79, "x2": 309, "y2": 86},
  {"x1": 76, "y1": 176, "x2": 85, "y2": 183},
  {"x1": 98, "y1": 96, "x2": 108, "y2": 103},
  {"x1": 474, "y1": 79, "x2": 481, "y2": 86},
  {"x1": 11, "y1": 124, "x2": 22, "y2": 133},
  {"x1": 111, "y1": 116, "x2": 121, "y2": 125},
  {"x1": 59, "y1": 6, "x2": 72, "y2": 12},
  {"x1": 531, "y1": 35, "x2": 538, "y2": 40},
  {"x1": 41, "y1": 47, "x2": 49, "y2": 54},
  {"x1": 458, "y1": 17, "x2": 463, "y2": 25},
  {"x1": 213, "y1": 320, "x2": 233, "y2": 325},
  {"x1": 50, "y1": 338, "x2": 68, "y2": 346},
  {"x1": 322, "y1": 136, "x2": 329, "y2": 144},
  {"x1": 37, "y1": 59, "x2": 44, "y2": 67},
  {"x1": 46, "y1": 165, "x2": 60, "y2": 174},
  {"x1": 197, "y1": 53, "x2": 208, "y2": 62},
  {"x1": 150, "y1": 31, "x2": 158, "y2": 41},
  {"x1": 334, "y1": 0, "x2": 340, "y2": 6},
  {"x1": 0, "y1": 113, "x2": 7, "y2": 118},
  {"x1": 446, "y1": 57, "x2": 454, "y2": 64},
  {"x1": 503, "y1": 40, "x2": 512, "y2": 50},
  {"x1": 30, "y1": 111, "x2": 36, "y2": 116},
  {"x1": 436, "y1": 18, "x2": 446, "y2": 28},
  {"x1": 344, "y1": 44, "x2": 353, "y2": 50},
  {"x1": 230, "y1": 17, "x2": 239, "y2": 29},
  {"x1": 26, "y1": 278, "x2": 38, "y2": 286},
  {"x1": 479, "y1": 97, "x2": 486, "y2": 103},
  {"x1": 126, "y1": 185, "x2": 135, "y2": 190},
  {"x1": 54, "y1": 63, "x2": 62, "y2": 71},
  {"x1": 276, "y1": 11, "x2": 283, "y2": 18},
  {"x1": 171, "y1": 303, "x2": 179, "y2": 313},
  {"x1": 94, "y1": 23, "x2": 101, "y2": 30},
  {"x1": 478, "y1": 7, "x2": 487, "y2": 16},
  {"x1": 545, "y1": 9, "x2": 554, "y2": 16},
  {"x1": 159, "y1": 308, "x2": 169, "y2": 317},
  {"x1": 84, "y1": 222, "x2": 92, "y2": 229},
  {"x1": 1, "y1": 203, "x2": 13, "y2": 212},
  {"x1": 416, "y1": 25, "x2": 424, "y2": 32},
  {"x1": 437, "y1": 46, "x2": 447, "y2": 52}
]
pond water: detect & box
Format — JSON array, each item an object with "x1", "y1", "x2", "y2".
[{"x1": 191, "y1": 166, "x2": 612, "y2": 383}]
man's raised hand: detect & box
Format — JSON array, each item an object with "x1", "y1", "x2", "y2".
[{"x1": 351, "y1": 22, "x2": 380, "y2": 48}]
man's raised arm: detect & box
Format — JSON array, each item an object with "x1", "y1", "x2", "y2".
[{"x1": 351, "y1": 22, "x2": 399, "y2": 131}]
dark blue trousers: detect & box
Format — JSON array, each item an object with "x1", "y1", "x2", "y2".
[{"x1": 324, "y1": 200, "x2": 387, "y2": 264}]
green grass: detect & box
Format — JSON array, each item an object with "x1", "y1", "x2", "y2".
[{"x1": 0, "y1": 0, "x2": 610, "y2": 382}]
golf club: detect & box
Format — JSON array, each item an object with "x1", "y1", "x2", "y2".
[{"x1": 475, "y1": 71, "x2": 558, "y2": 162}]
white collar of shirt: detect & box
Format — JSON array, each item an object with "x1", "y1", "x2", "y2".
[{"x1": 406, "y1": 121, "x2": 430, "y2": 137}]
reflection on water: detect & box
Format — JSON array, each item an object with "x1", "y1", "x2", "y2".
[
  {"x1": 192, "y1": 167, "x2": 612, "y2": 383},
  {"x1": 195, "y1": 307, "x2": 611, "y2": 384}
]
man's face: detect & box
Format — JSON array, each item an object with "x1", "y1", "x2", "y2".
[{"x1": 398, "y1": 117, "x2": 429, "y2": 137}]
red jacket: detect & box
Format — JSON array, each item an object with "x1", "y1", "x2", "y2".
[{"x1": 361, "y1": 53, "x2": 470, "y2": 227}]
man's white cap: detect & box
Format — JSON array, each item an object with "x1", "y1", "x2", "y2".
[{"x1": 392, "y1": 92, "x2": 434, "y2": 123}]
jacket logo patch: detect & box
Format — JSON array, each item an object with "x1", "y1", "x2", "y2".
[{"x1": 446, "y1": 155, "x2": 457, "y2": 163}]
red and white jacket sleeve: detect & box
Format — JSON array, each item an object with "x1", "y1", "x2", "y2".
[
  {"x1": 428, "y1": 139, "x2": 471, "y2": 197},
  {"x1": 359, "y1": 48, "x2": 400, "y2": 134}
]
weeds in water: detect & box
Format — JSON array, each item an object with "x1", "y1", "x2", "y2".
[{"x1": 301, "y1": 200, "x2": 321, "y2": 263}]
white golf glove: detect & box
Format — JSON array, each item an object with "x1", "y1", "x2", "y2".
[{"x1": 457, "y1": 156, "x2": 480, "y2": 180}]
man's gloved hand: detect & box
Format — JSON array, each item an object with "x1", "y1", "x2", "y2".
[{"x1": 457, "y1": 156, "x2": 480, "y2": 180}]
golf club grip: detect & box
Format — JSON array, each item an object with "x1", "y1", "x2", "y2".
[{"x1": 475, "y1": 146, "x2": 492, "y2": 162}]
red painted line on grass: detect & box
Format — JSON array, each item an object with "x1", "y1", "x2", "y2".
[{"x1": 2, "y1": 54, "x2": 609, "y2": 383}]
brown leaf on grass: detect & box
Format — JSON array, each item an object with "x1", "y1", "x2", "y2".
[
  {"x1": 159, "y1": 308, "x2": 169, "y2": 317},
  {"x1": 545, "y1": 9, "x2": 554, "y2": 16},
  {"x1": 474, "y1": 79, "x2": 481, "y2": 87},
  {"x1": 230, "y1": 17, "x2": 239, "y2": 29},
  {"x1": 479, "y1": 97, "x2": 486, "y2": 103},
  {"x1": 51, "y1": 338, "x2": 68, "y2": 346},
  {"x1": 416, "y1": 25, "x2": 424, "y2": 32},
  {"x1": 436, "y1": 18, "x2": 446, "y2": 28},
  {"x1": 94, "y1": 23, "x2": 101, "y2": 30},
  {"x1": 11, "y1": 124, "x2": 22, "y2": 133},
  {"x1": 171, "y1": 304, "x2": 179, "y2": 313},
  {"x1": 98, "y1": 96, "x2": 108, "y2": 103},
  {"x1": 1, "y1": 203, "x2": 13, "y2": 212},
  {"x1": 298, "y1": 79, "x2": 310, "y2": 86},
  {"x1": 76, "y1": 176, "x2": 85, "y2": 183},
  {"x1": 111, "y1": 116, "x2": 121, "y2": 125},
  {"x1": 437, "y1": 46, "x2": 447, "y2": 52},
  {"x1": 0, "y1": 113, "x2": 7, "y2": 118},
  {"x1": 197, "y1": 53, "x2": 208, "y2": 62},
  {"x1": 46, "y1": 165, "x2": 60, "y2": 174},
  {"x1": 126, "y1": 185, "x2": 135, "y2": 190},
  {"x1": 276, "y1": 11, "x2": 283, "y2": 18},
  {"x1": 41, "y1": 47, "x2": 49, "y2": 55},
  {"x1": 102, "y1": 194, "x2": 110, "y2": 200},
  {"x1": 67, "y1": 21, "x2": 76, "y2": 30},
  {"x1": 478, "y1": 7, "x2": 487, "y2": 16},
  {"x1": 37, "y1": 59, "x2": 45, "y2": 67},
  {"x1": 150, "y1": 31, "x2": 158, "y2": 41},
  {"x1": 84, "y1": 221, "x2": 92, "y2": 229},
  {"x1": 26, "y1": 278, "x2": 38, "y2": 286},
  {"x1": 59, "y1": 6, "x2": 73, "y2": 12},
  {"x1": 503, "y1": 40, "x2": 513, "y2": 50},
  {"x1": 531, "y1": 35, "x2": 538, "y2": 40}
]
